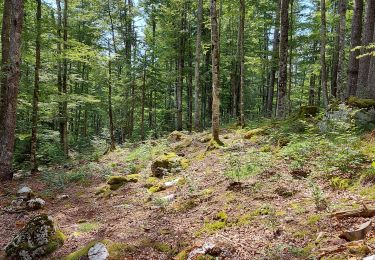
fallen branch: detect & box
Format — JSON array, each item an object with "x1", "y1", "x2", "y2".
[{"x1": 331, "y1": 204, "x2": 375, "y2": 219}]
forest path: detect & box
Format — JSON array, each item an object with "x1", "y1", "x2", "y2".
[{"x1": 1, "y1": 128, "x2": 375, "y2": 259}]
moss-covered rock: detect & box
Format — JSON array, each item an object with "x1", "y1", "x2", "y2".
[
  {"x1": 243, "y1": 128, "x2": 266, "y2": 139},
  {"x1": 348, "y1": 96, "x2": 375, "y2": 109},
  {"x1": 5, "y1": 214, "x2": 65, "y2": 259},
  {"x1": 299, "y1": 106, "x2": 319, "y2": 118},
  {"x1": 106, "y1": 174, "x2": 140, "y2": 190},
  {"x1": 151, "y1": 153, "x2": 189, "y2": 177}
]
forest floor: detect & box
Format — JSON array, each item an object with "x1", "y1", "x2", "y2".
[{"x1": 1, "y1": 118, "x2": 375, "y2": 259}]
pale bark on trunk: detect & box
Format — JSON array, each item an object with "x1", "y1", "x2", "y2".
[
  {"x1": 347, "y1": 0, "x2": 363, "y2": 97},
  {"x1": 320, "y1": 0, "x2": 329, "y2": 107},
  {"x1": 0, "y1": 0, "x2": 24, "y2": 181},
  {"x1": 276, "y1": 0, "x2": 289, "y2": 118},
  {"x1": 176, "y1": 11, "x2": 185, "y2": 131},
  {"x1": 31, "y1": 0, "x2": 42, "y2": 173},
  {"x1": 336, "y1": 0, "x2": 347, "y2": 100},
  {"x1": 210, "y1": 0, "x2": 221, "y2": 143},
  {"x1": 194, "y1": 0, "x2": 203, "y2": 131},
  {"x1": 357, "y1": 0, "x2": 375, "y2": 97}
]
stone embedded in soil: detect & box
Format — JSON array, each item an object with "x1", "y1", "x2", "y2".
[
  {"x1": 88, "y1": 242, "x2": 109, "y2": 260},
  {"x1": 17, "y1": 186, "x2": 34, "y2": 200},
  {"x1": 5, "y1": 214, "x2": 65, "y2": 259},
  {"x1": 364, "y1": 255, "x2": 375, "y2": 260},
  {"x1": 187, "y1": 242, "x2": 221, "y2": 260},
  {"x1": 26, "y1": 198, "x2": 46, "y2": 210}
]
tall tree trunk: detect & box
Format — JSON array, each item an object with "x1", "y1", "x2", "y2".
[
  {"x1": 347, "y1": 0, "x2": 364, "y2": 97},
  {"x1": 194, "y1": 0, "x2": 203, "y2": 131},
  {"x1": 31, "y1": 0, "x2": 42, "y2": 173},
  {"x1": 210, "y1": 0, "x2": 221, "y2": 143},
  {"x1": 0, "y1": 0, "x2": 24, "y2": 180},
  {"x1": 320, "y1": 0, "x2": 329, "y2": 107},
  {"x1": 141, "y1": 56, "x2": 146, "y2": 140},
  {"x1": 357, "y1": 0, "x2": 375, "y2": 97},
  {"x1": 331, "y1": 2, "x2": 340, "y2": 98},
  {"x1": 108, "y1": 43, "x2": 115, "y2": 151},
  {"x1": 276, "y1": 0, "x2": 289, "y2": 118},
  {"x1": 238, "y1": 0, "x2": 245, "y2": 127},
  {"x1": 0, "y1": 0, "x2": 11, "y2": 133},
  {"x1": 287, "y1": 0, "x2": 294, "y2": 114},
  {"x1": 61, "y1": 0, "x2": 68, "y2": 157},
  {"x1": 176, "y1": 11, "x2": 185, "y2": 131},
  {"x1": 309, "y1": 73, "x2": 316, "y2": 106},
  {"x1": 266, "y1": 0, "x2": 281, "y2": 117},
  {"x1": 367, "y1": 31, "x2": 375, "y2": 99},
  {"x1": 336, "y1": 0, "x2": 347, "y2": 100}
]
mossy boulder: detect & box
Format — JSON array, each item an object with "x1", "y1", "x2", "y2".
[
  {"x1": 299, "y1": 106, "x2": 319, "y2": 118},
  {"x1": 243, "y1": 128, "x2": 266, "y2": 139},
  {"x1": 151, "y1": 153, "x2": 189, "y2": 177},
  {"x1": 348, "y1": 96, "x2": 375, "y2": 109},
  {"x1": 5, "y1": 214, "x2": 65, "y2": 259},
  {"x1": 106, "y1": 174, "x2": 140, "y2": 190},
  {"x1": 168, "y1": 131, "x2": 193, "y2": 150}
]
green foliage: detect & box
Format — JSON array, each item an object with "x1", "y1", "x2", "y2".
[{"x1": 77, "y1": 222, "x2": 100, "y2": 233}]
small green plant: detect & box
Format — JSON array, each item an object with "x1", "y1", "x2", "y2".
[
  {"x1": 330, "y1": 176, "x2": 351, "y2": 190},
  {"x1": 77, "y1": 222, "x2": 100, "y2": 233},
  {"x1": 309, "y1": 181, "x2": 328, "y2": 211}
]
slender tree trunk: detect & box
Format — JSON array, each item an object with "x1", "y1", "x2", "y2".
[
  {"x1": 336, "y1": 0, "x2": 347, "y2": 100},
  {"x1": 347, "y1": 0, "x2": 364, "y2": 97},
  {"x1": 61, "y1": 0, "x2": 68, "y2": 157},
  {"x1": 320, "y1": 0, "x2": 329, "y2": 107},
  {"x1": 357, "y1": 0, "x2": 375, "y2": 97},
  {"x1": 194, "y1": 0, "x2": 203, "y2": 131},
  {"x1": 210, "y1": 0, "x2": 221, "y2": 143},
  {"x1": 141, "y1": 56, "x2": 146, "y2": 140},
  {"x1": 287, "y1": 0, "x2": 294, "y2": 114},
  {"x1": 176, "y1": 11, "x2": 185, "y2": 131},
  {"x1": 31, "y1": 0, "x2": 42, "y2": 173},
  {"x1": 238, "y1": 0, "x2": 245, "y2": 127},
  {"x1": 0, "y1": 0, "x2": 24, "y2": 180},
  {"x1": 331, "y1": 2, "x2": 339, "y2": 98},
  {"x1": 108, "y1": 44, "x2": 115, "y2": 151},
  {"x1": 266, "y1": 0, "x2": 281, "y2": 117},
  {"x1": 276, "y1": 0, "x2": 289, "y2": 118}
]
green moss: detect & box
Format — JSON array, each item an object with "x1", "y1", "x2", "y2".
[
  {"x1": 153, "y1": 242, "x2": 173, "y2": 253},
  {"x1": 306, "y1": 214, "x2": 321, "y2": 226},
  {"x1": 244, "y1": 128, "x2": 266, "y2": 139},
  {"x1": 107, "y1": 242, "x2": 135, "y2": 259},
  {"x1": 145, "y1": 177, "x2": 159, "y2": 188},
  {"x1": 174, "y1": 198, "x2": 198, "y2": 212},
  {"x1": 330, "y1": 177, "x2": 351, "y2": 190},
  {"x1": 107, "y1": 176, "x2": 128, "y2": 185},
  {"x1": 216, "y1": 211, "x2": 228, "y2": 221},
  {"x1": 237, "y1": 213, "x2": 255, "y2": 226},
  {"x1": 148, "y1": 185, "x2": 164, "y2": 193},
  {"x1": 77, "y1": 222, "x2": 99, "y2": 233},
  {"x1": 348, "y1": 96, "x2": 375, "y2": 109},
  {"x1": 176, "y1": 250, "x2": 188, "y2": 260},
  {"x1": 151, "y1": 152, "x2": 189, "y2": 177},
  {"x1": 64, "y1": 241, "x2": 98, "y2": 260},
  {"x1": 299, "y1": 106, "x2": 319, "y2": 118},
  {"x1": 359, "y1": 184, "x2": 375, "y2": 199}
]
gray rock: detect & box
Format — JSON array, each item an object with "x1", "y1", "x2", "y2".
[
  {"x1": 5, "y1": 215, "x2": 65, "y2": 259},
  {"x1": 26, "y1": 198, "x2": 45, "y2": 210},
  {"x1": 17, "y1": 187, "x2": 34, "y2": 200},
  {"x1": 364, "y1": 256, "x2": 375, "y2": 260},
  {"x1": 88, "y1": 242, "x2": 109, "y2": 260}
]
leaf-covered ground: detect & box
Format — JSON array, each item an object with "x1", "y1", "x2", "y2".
[{"x1": 1, "y1": 119, "x2": 375, "y2": 259}]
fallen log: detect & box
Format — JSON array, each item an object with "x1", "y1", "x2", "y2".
[{"x1": 331, "y1": 204, "x2": 375, "y2": 219}]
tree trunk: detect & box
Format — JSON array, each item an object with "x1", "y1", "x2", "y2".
[
  {"x1": 108, "y1": 45, "x2": 115, "y2": 151},
  {"x1": 0, "y1": 0, "x2": 11, "y2": 134},
  {"x1": 357, "y1": 0, "x2": 375, "y2": 97},
  {"x1": 210, "y1": 0, "x2": 221, "y2": 143},
  {"x1": 141, "y1": 56, "x2": 146, "y2": 140},
  {"x1": 347, "y1": 0, "x2": 364, "y2": 97},
  {"x1": 61, "y1": 0, "x2": 68, "y2": 157},
  {"x1": 320, "y1": 0, "x2": 329, "y2": 107},
  {"x1": 194, "y1": 0, "x2": 203, "y2": 131},
  {"x1": 336, "y1": 0, "x2": 347, "y2": 100},
  {"x1": 31, "y1": 0, "x2": 42, "y2": 173},
  {"x1": 287, "y1": 0, "x2": 294, "y2": 114},
  {"x1": 0, "y1": 0, "x2": 24, "y2": 181},
  {"x1": 266, "y1": 0, "x2": 281, "y2": 117},
  {"x1": 331, "y1": 2, "x2": 340, "y2": 99},
  {"x1": 238, "y1": 0, "x2": 245, "y2": 127},
  {"x1": 176, "y1": 11, "x2": 185, "y2": 131},
  {"x1": 276, "y1": 0, "x2": 289, "y2": 118}
]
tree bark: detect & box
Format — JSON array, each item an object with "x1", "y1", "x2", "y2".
[
  {"x1": 276, "y1": 0, "x2": 289, "y2": 118},
  {"x1": 0, "y1": 0, "x2": 24, "y2": 180},
  {"x1": 266, "y1": 0, "x2": 281, "y2": 117},
  {"x1": 336, "y1": 0, "x2": 347, "y2": 100},
  {"x1": 210, "y1": 0, "x2": 221, "y2": 143},
  {"x1": 108, "y1": 43, "x2": 115, "y2": 151},
  {"x1": 31, "y1": 0, "x2": 42, "y2": 173},
  {"x1": 357, "y1": 0, "x2": 375, "y2": 97},
  {"x1": 347, "y1": 0, "x2": 364, "y2": 97},
  {"x1": 176, "y1": 10, "x2": 185, "y2": 131},
  {"x1": 320, "y1": 0, "x2": 329, "y2": 107},
  {"x1": 0, "y1": 0, "x2": 11, "y2": 134},
  {"x1": 238, "y1": 0, "x2": 245, "y2": 127},
  {"x1": 194, "y1": 0, "x2": 203, "y2": 131}
]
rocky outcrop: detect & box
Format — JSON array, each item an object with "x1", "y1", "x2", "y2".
[
  {"x1": 5, "y1": 187, "x2": 45, "y2": 213},
  {"x1": 5, "y1": 215, "x2": 65, "y2": 259},
  {"x1": 151, "y1": 153, "x2": 189, "y2": 178}
]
